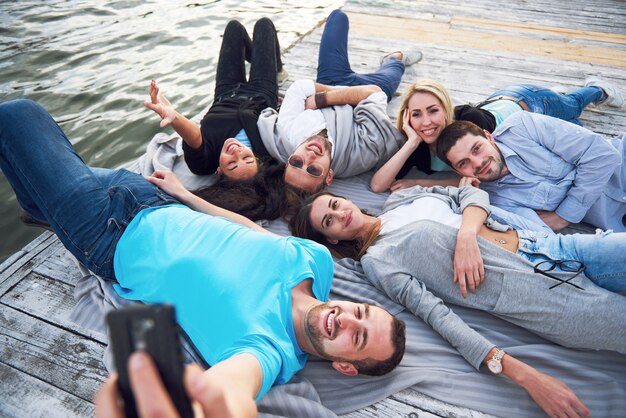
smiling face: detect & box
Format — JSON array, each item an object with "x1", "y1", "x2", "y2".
[
  {"x1": 284, "y1": 135, "x2": 333, "y2": 193},
  {"x1": 304, "y1": 300, "x2": 394, "y2": 366},
  {"x1": 309, "y1": 194, "x2": 368, "y2": 243},
  {"x1": 217, "y1": 138, "x2": 258, "y2": 180},
  {"x1": 407, "y1": 92, "x2": 448, "y2": 145},
  {"x1": 446, "y1": 132, "x2": 507, "y2": 181}
]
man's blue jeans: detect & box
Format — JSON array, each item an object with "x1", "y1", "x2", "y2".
[
  {"x1": 0, "y1": 99, "x2": 178, "y2": 280},
  {"x1": 516, "y1": 229, "x2": 626, "y2": 294},
  {"x1": 316, "y1": 9, "x2": 404, "y2": 102},
  {"x1": 484, "y1": 84, "x2": 602, "y2": 126}
]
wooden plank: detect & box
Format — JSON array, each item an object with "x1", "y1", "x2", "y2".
[
  {"x1": 3, "y1": 270, "x2": 106, "y2": 342},
  {"x1": 0, "y1": 232, "x2": 58, "y2": 297},
  {"x1": 340, "y1": 393, "x2": 441, "y2": 417},
  {"x1": 452, "y1": 15, "x2": 626, "y2": 45},
  {"x1": 0, "y1": 362, "x2": 95, "y2": 418},
  {"x1": 346, "y1": 12, "x2": 626, "y2": 67},
  {"x1": 33, "y1": 241, "x2": 85, "y2": 287},
  {"x1": 0, "y1": 305, "x2": 107, "y2": 407},
  {"x1": 345, "y1": 0, "x2": 626, "y2": 34}
]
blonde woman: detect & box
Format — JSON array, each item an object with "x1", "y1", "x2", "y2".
[{"x1": 370, "y1": 78, "x2": 623, "y2": 192}]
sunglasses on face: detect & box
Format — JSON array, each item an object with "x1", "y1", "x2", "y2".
[{"x1": 287, "y1": 155, "x2": 325, "y2": 178}]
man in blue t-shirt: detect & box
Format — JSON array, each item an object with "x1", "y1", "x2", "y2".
[{"x1": 0, "y1": 100, "x2": 406, "y2": 417}]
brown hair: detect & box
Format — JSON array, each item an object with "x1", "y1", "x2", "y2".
[
  {"x1": 350, "y1": 315, "x2": 406, "y2": 376},
  {"x1": 436, "y1": 120, "x2": 486, "y2": 166},
  {"x1": 289, "y1": 192, "x2": 381, "y2": 260},
  {"x1": 193, "y1": 160, "x2": 287, "y2": 221},
  {"x1": 396, "y1": 79, "x2": 454, "y2": 138}
]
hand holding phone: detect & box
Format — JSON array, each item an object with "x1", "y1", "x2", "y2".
[{"x1": 106, "y1": 304, "x2": 194, "y2": 418}]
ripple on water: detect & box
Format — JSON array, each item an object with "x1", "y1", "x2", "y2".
[{"x1": 0, "y1": 0, "x2": 343, "y2": 262}]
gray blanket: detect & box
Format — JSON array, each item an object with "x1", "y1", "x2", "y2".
[{"x1": 71, "y1": 132, "x2": 626, "y2": 417}]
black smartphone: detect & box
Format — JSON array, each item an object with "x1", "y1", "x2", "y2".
[{"x1": 106, "y1": 304, "x2": 193, "y2": 418}]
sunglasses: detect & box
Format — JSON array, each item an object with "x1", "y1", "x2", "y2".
[{"x1": 287, "y1": 155, "x2": 325, "y2": 178}]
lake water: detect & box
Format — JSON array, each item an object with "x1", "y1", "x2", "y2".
[{"x1": 0, "y1": 0, "x2": 344, "y2": 262}]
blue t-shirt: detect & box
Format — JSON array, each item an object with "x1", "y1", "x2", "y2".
[
  {"x1": 234, "y1": 128, "x2": 252, "y2": 150},
  {"x1": 481, "y1": 99, "x2": 523, "y2": 126},
  {"x1": 113, "y1": 204, "x2": 334, "y2": 399}
]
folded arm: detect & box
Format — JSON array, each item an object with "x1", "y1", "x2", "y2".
[
  {"x1": 371, "y1": 108, "x2": 423, "y2": 192},
  {"x1": 306, "y1": 82, "x2": 382, "y2": 109}
]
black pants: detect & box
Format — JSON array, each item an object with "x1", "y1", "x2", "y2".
[{"x1": 214, "y1": 18, "x2": 282, "y2": 109}]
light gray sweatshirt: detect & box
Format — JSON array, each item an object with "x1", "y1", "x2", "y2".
[{"x1": 361, "y1": 185, "x2": 626, "y2": 368}]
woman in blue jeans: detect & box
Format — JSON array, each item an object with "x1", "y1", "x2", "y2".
[
  {"x1": 371, "y1": 77, "x2": 624, "y2": 192},
  {"x1": 316, "y1": 9, "x2": 422, "y2": 102}
]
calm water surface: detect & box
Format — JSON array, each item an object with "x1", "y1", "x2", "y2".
[{"x1": 0, "y1": 0, "x2": 343, "y2": 262}]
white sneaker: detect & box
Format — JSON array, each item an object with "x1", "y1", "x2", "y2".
[
  {"x1": 585, "y1": 77, "x2": 624, "y2": 108},
  {"x1": 277, "y1": 67, "x2": 289, "y2": 86},
  {"x1": 380, "y1": 50, "x2": 423, "y2": 66}
]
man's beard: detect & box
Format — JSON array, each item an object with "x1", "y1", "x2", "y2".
[
  {"x1": 304, "y1": 302, "x2": 334, "y2": 359},
  {"x1": 474, "y1": 145, "x2": 507, "y2": 181}
]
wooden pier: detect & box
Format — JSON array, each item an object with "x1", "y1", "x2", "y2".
[{"x1": 1, "y1": 0, "x2": 625, "y2": 416}]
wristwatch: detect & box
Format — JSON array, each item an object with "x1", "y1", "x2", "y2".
[{"x1": 487, "y1": 348, "x2": 506, "y2": 374}]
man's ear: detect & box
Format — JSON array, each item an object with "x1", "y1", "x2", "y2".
[
  {"x1": 216, "y1": 167, "x2": 222, "y2": 175},
  {"x1": 484, "y1": 130, "x2": 495, "y2": 144},
  {"x1": 332, "y1": 361, "x2": 358, "y2": 376},
  {"x1": 325, "y1": 169, "x2": 334, "y2": 186}
]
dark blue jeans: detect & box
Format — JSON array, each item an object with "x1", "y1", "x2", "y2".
[
  {"x1": 0, "y1": 100, "x2": 178, "y2": 280},
  {"x1": 316, "y1": 9, "x2": 404, "y2": 102},
  {"x1": 484, "y1": 84, "x2": 602, "y2": 126},
  {"x1": 214, "y1": 18, "x2": 281, "y2": 109}
]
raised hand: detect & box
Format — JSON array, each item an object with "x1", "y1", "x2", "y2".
[{"x1": 143, "y1": 80, "x2": 178, "y2": 128}]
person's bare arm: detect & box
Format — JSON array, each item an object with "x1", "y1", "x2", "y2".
[
  {"x1": 146, "y1": 170, "x2": 277, "y2": 236},
  {"x1": 186, "y1": 353, "x2": 262, "y2": 418},
  {"x1": 454, "y1": 205, "x2": 488, "y2": 298},
  {"x1": 143, "y1": 80, "x2": 203, "y2": 149},
  {"x1": 305, "y1": 82, "x2": 382, "y2": 108},
  {"x1": 96, "y1": 352, "x2": 262, "y2": 418},
  {"x1": 486, "y1": 348, "x2": 590, "y2": 418},
  {"x1": 371, "y1": 108, "x2": 422, "y2": 192}
]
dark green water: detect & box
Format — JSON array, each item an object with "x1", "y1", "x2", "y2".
[{"x1": 0, "y1": 0, "x2": 342, "y2": 262}]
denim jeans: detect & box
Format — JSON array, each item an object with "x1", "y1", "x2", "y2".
[
  {"x1": 316, "y1": 9, "x2": 404, "y2": 102},
  {"x1": 213, "y1": 18, "x2": 281, "y2": 108},
  {"x1": 0, "y1": 100, "x2": 179, "y2": 280},
  {"x1": 484, "y1": 84, "x2": 602, "y2": 126},
  {"x1": 516, "y1": 229, "x2": 626, "y2": 294}
]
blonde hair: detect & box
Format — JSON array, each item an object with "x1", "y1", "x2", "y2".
[{"x1": 396, "y1": 79, "x2": 455, "y2": 139}]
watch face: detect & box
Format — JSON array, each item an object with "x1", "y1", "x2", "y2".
[{"x1": 488, "y1": 359, "x2": 502, "y2": 374}]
